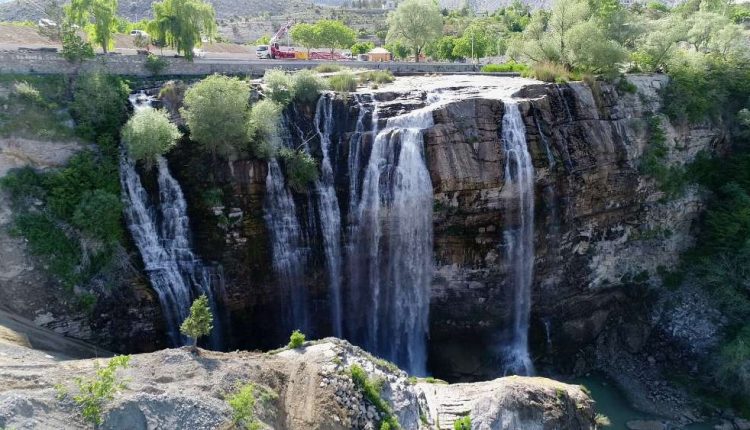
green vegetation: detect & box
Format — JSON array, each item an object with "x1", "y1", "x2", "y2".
[
  {"x1": 481, "y1": 62, "x2": 530, "y2": 74},
  {"x1": 149, "y1": 0, "x2": 217, "y2": 60},
  {"x1": 122, "y1": 108, "x2": 181, "y2": 168},
  {"x1": 68, "y1": 0, "x2": 118, "y2": 53},
  {"x1": 180, "y1": 294, "x2": 214, "y2": 348},
  {"x1": 144, "y1": 53, "x2": 169, "y2": 75},
  {"x1": 288, "y1": 329, "x2": 306, "y2": 348},
  {"x1": 57, "y1": 355, "x2": 131, "y2": 425},
  {"x1": 61, "y1": 28, "x2": 95, "y2": 63},
  {"x1": 349, "y1": 364, "x2": 399, "y2": 429},
  {"x1": 289, "y1": 20, "x2": 357, "y2": 57},
  {"x1": 639, "y1": 115, "x2": 686, "y2": 198},
  {"x1": 70, "y1": 73, "x2": 130, "y2": 143},
  {"x1": 247, "y1": 99, "x2": 283, "y2": 159},
  {"x1": 328, "y1": 71, "x2": 358, "y2": 93},
  {"x1": 181, "y1": 74, "x2": 250, "y2": 157},
  {"x1": 351, "y1": 41, "x2": 375, "y2": 55},
  {"x1": 0, "y1": 77, "x2": 75, "y2": 141},
  {"x1": 453, "y1": 416, "x2": 471, "y2": 430},
  {"x1": 315, "y1": 63, "x2": 343, "y2": 73},
  {"x1": 291, "y1": 70, "x2": 327, "y2": 104},
  {"x1": 386, "y1": 0, "x2": 443, "y2": 62},
  {"x1": 358, "y1": 70, "x2": 395, "y2": 85},
  {"x1": 279, "y1": 148, "x2": 319, "y2": 192},
  {"x1": 263, "y1": 69, "x2": 296, "y2": 105},
  {"x1": 228, "y1": 383, "x2": 262, "y2": 430}
]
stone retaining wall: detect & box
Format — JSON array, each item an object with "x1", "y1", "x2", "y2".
[{"x1": 0, "y1": 50, "x2": 506, "y2": 77}]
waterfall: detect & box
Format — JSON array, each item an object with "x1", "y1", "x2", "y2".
[
  {"x1": 120, "y1": 153, "x2": 223, "y2": 348},
  {"x1": 499, "y1": 101, "x2": 535, "y2": 376},
  {"x1": 264, "y1": 156, "x2": 311, "y2": 335},
  {"x1": 314, "y1": 95, "x2": 344, "y2": 337},
  {"x1": 350, "y1": 107, "x2": 434, "y2": 375}
]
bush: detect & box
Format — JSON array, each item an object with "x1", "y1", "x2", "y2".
[
  {"x1": 181, "y1": 74, "x2": 251, "y2": 157},
  {"x1": 61, "y1": 29, "x2": 94, "y2": 63},
  {"x1": 359, "y1": 70, "x2": 395, "y2": 84},
  {"x1": 616, "y1": 78, "x2": 638, "y2": 94},
  {"x1": 640, "y1": 116, "x2": 687, "y2": 197},
  {"x1": 263, "y1": 69, "x2": 295, "y2": 105},
  {"x1": 247, "y1": 99, "x2": 283, "y2": 159},
  {"x1": 72, "y1": 190, "x2": 123, "y2": 243},
  {"x1": 279, "y1": 148, "x2": 319, "y2": 192},
  {"x1": 70, "y1": 73, "x2": 130, "y2": 142},
  {"x1": 13, "y1": 81, "x2": 42, "y2": 104},
  {"x1": 531, "y1": 62, "x2": 573, "y2": 83},
  {"x1": 291, "y1": 69, "x2": 327, "y2": 104},
  {"x1": 144, "y1": 53, "x2": 169, "y2": 75},
  {"x1": 158, "y1": 80, "x2": 187, "y2": 117},
  {"x1": 454, "y1": 416, "x2": 471, "y2": 430},
  {"x1": 328, "y1": 71, "x2": 358, "y2": 93},
  {"x1": 314, "y1": 63, "x2": 342, "y2": 73},
  {"x1": 481, "y1": 62, "x2": 530, "y2": 74},
  {"x1": 65, "y1": 355, "x2": 130, "y2": 425},
  {"x1": 122, "y1": 108, "x2": 181, "y2": 168},
  {"x1": 349, "y1": 365, "x2": 399, "y2": 429},
  {"x1": 288, "y1": 329, "x2": 306, "y2": 348},
  {"x1": 228, "y1": 383, "x2": 260, "y2": 429}
]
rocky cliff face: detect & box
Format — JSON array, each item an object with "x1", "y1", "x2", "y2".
[{"x1": 164, "y1": 75, "x2": 724, "y2": 387}]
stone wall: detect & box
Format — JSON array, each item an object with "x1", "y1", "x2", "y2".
[{"x1": 0, "y1": 50, "x2": 488, "y2": 77}]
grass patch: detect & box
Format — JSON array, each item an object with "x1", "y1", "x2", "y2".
[
  {"x1": 328, "y1": 72, "x2": 358, "y2": 93},
  {"x1": 314, "y1": 63, "x2": 343, "y2": 73},
  {"x1": 358, "y1": 70, "x2": 395, "y2": 85},
  {"x1": 481, "y1": 61, "x2": 530, "y2": 74}
]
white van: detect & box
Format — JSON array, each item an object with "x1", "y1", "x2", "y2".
[{"x1": 256, "y1": 45, "x2": 271, "y2": 59}]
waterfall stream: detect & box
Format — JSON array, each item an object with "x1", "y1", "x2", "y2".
[
  {"x1": 120, "y1": 153, "x2": 223, "y2": 349},
  {"x1": 349, "y1": 107, "x2": 434, "y2": 375},
  {"x1": 499, "y1": 101, "x2": 535, "y2": 376},
  {"x1": 314, "y1": 95, "x2": 344, "y2": 337}
]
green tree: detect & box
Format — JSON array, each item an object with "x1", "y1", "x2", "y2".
[
  {"x1": 429, "y1": 35, "x2": 460, "y2": 61},
  {"x1": 181, "y1": 74, "x2": 250, "y2": 157},
  {"x1": 256, "y1": 34, "x2": 271, "y2": 45},
  {"x1": 290, "y1": 23, "x2": 320, "y2": 57},
  {"x1": 386, "y1": 0, "x2": 443, "y2": 62},
  {"x1": 247, "y1": 99, "x2": 283, "y2": 159},
  {"x1": 68, "y1": 0, "x2": 118, "y2": 53},
  {"x1": 180, "y1": 294, "x2": 214, "y2": 349},
  {"x1": 288, "y1": 329, "x2": 306, "y2": 348},
  {"x1": 69, "y1": 355, "x2": 131, "y2": 425},
  {"x1": 122, "y1": 108, "x2": 181, "y2": 168},
  {"x1": 351, "y1": 41, "x2": 375, "y2": 55},
  {"x1": 453, "y1": 21, "x2": 492, "y2": 61},
  {"x1": 149, "y1": 0, "x2": 216, "y2": 60},
  {"x1": 315, "y1": 20, "x2": 357, "y2": 56},
  {"x1": 385, "y1": 41, "x2": 410, "y2": 60}
]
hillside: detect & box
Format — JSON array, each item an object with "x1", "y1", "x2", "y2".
[{"x1": 0, "y1": 0, "x2": 312, "y2": 22}]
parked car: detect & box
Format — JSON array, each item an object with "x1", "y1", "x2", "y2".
[
  {"x1": 256, "y1": 45, "x2": 271, "y2": 59},
  {"x1": 130, "y1": 30, "x2": 149, "y2": 38},
  {"x1": 37, "y1": 19, "x2": 56, "y2": 29},
  {"x1": 193, "y1": 48, "x2": 205, "y2": 58}
]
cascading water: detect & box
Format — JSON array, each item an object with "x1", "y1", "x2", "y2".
[
  {"x1": 264, "y1": 154, "x2": 311, "y2": 335},
  {"x1": 120, "y1": 152, "x2": 223, "y2": 348},
  {"x1": 349, "y1": 107, "x2": 434, "y2": 375},
  {"x1": 499, "y1": 101, "x2": 535, "y2": 376},
  {"x1": 314, "y1": 95, "x2": 344, "y2": 337}
]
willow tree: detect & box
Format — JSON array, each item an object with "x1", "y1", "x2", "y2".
[
  {"x1": 67, "y1": 0, "x2": 118, "y2": 53},
  {"x1": 386, "y1": 0, "x2": 443, "y2": 62},
  {"x1": 149, "y1": 0, "x2": 216, "y2": 60}
]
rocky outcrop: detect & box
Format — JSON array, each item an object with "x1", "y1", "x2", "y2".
[{"x1": 0, "y1": 337, "x2": 595, "y2": 430}]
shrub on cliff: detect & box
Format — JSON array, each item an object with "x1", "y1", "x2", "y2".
[
  {"x1": 263, "y1": 69, "x2": 295, "y2": 106},
  {"x1": 181, "y1": 74, "x2": 250, "y2": 158},
  {"x1": 122, "y1": 108, "x2": 181, "y2": 168},
  {"x1": 247, "y1": 99, "x2": 282, "y2": 159},
  {"x1": 454, "y1": 416, "x2": 471, "y2": 430},
  {"x1": 291, "y1": 70, "x2": 327, "y2": 104},
  {"x1": 288, "y1": 329, "x2": 306, "y2": 348},
  {"x1": 328, "y1": 71, "x2": 358, "y2": 93},
  {"x1": 72, "y1": 190, "x2": 123, "y2": 243},
  {"x1": 70, "y1": 73, "x2": 130, "y2": 142},
  {"x1": 144, "y1": 54, "x2": 169, "y2": 75},
  {"x1": 278, "y1": 148, "x2": 319, "y2": 193}
]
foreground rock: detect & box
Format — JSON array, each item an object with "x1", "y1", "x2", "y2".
[{"x1": 0, "y1": 338, "x2": 595, "y2": 429}]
